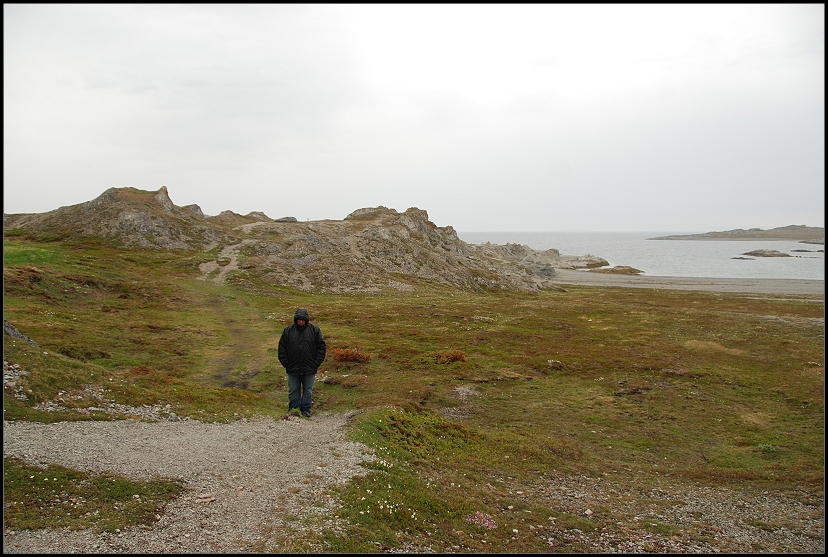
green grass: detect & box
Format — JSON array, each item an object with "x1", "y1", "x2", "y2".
[
  {"x1": 4, "y1": 456, "x2": 182, "y2": 533},
  {"x1": 3, "y1": 236, "x2": 824, "y2": 550},
  {"x1": 2, "y1": 242, "x2": 65, "y2": 266}
]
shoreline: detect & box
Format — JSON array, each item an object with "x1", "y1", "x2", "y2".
[{"x1": 550, "y1": 269, "x2": 825, "y2": 297}]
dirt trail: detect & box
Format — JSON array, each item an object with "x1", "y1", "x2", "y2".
[
  {"x1": 197, "y1": 240, "x2": 257, "y2": 285},
  {"x1": 194, "y1": 241, "x2": 283, "y2": 389},
  {"x1": 201, "y1": 293, "x2": 271, "y2": 389}
]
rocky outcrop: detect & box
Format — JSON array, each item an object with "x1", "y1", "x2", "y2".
[
  {"x1": 4, "y1": 187, "x2": 609, "y2": 293},
  {"x1": 4, "y1": 318, "x2": 37, "y2": 346},
  {"x1": 245, "y1": 212, "x2": 273, "y2": 222},
  {"x1": 181, "y1": 204, "x2": 205, "y2": 218},
  {"x1": 588, "y1": 266, "x2": 644, "y2": 275},
  {"x1": 345, "y1": 206, "x2": 399, "y2": 220},
  {"x1": 741, "y1": 250, "x2": 791, "y2": 257},
  {"x1": 4, "y1": 187, "x2": 229, "y2": 250},
  {"x1": 220, "y1": 207, "x2": 586, "y2": 293}
]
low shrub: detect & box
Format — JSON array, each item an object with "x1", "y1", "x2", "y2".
[
  {"x1": 435, "y1": 349, "x2": 465, "y2": 363},
  {"x1": 331, "y1": 347, "x2": 371, "y2": 363}
]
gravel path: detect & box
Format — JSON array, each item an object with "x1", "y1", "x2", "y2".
[{"x1": 3, "y1": 413, "x2": 375, "y2": 553}]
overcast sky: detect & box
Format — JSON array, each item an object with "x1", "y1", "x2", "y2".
[{"x1": 4, "y1": 4, "x2": 824, "y2": 232}]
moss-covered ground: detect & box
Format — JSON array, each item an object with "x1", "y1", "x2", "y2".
[{"x1": 4, "y1": 235, "x2": 824, "y2": 550}]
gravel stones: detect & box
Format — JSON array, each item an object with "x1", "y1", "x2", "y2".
[
  {"x1": 529, "y1": 473, "x2": 824, "y2": 553},
  {"x1": 3, "y1": 413, "x2": 375, "y2": 553},
  {"x1": 3, "y1": 361, "x2": 31, "y2": 401}
]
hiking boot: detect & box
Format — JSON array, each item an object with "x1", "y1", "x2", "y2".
[{"x1": 301, "y1": 410, "x2": 311, "y2": 418}]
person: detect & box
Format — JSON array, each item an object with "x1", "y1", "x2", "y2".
[{"x1": 278, "y1": 308, "x2": 326, "y2": 417}]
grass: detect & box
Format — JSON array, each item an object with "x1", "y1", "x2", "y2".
[
  {"x1": 4, "y1": 456, "x2": 182, "y2": 533},
  {"x1": 3, "y1": 235, "x2": 824, "y2": 550}
]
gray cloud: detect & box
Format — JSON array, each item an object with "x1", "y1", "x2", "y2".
[{"x1": 4, "y1": 4, "x2": 823, "y2": 231}]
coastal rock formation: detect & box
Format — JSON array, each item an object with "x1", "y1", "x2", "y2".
[
  {"x1": 741, "y1": 249, "x2": 791, "y2": 257},
  {"x1": 587, "y1": 265, "x2": 644, "y2": 275},
  {"x1": 4, "y1": 187, "x2": 608, "y2": 294}
]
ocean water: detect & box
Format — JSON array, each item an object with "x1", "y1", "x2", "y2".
[{"x1": 457, "y1": 232, "x2": 825, "y2": 281}]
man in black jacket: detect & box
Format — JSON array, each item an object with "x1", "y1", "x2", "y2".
[{"x1": 278, "y1": 308, "x2": 326, "y2": 417}]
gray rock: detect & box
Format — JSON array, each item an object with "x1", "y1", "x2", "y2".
[
  {"x1": 344, "y1": 206, "x2": 398, "y2": 220},
  {"x1": 181, "y1": 204, "x2": 204, "y2": 218},
  {"x1": 3, "y1": 319, "x2": 37, "y2": 345},
  {"x1": 246, "y1": 211, "x2": 273, "y2": 221}
]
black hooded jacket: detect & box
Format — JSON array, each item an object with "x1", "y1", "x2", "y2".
[{"x1": 278, "y1": 308, "x2": 326, "y2": 375}]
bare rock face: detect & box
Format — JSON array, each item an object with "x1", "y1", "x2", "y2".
[
  {"x1": 4, "y1": 187, "x2": 606, "y2": 293},
  {"x1": 182, "y1": 204, "x2": 205, "y2": 218},
  {"x1": 3, "y1": 318, "x2": 37, "y2": 345}
]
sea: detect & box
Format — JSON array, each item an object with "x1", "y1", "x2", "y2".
[{"x1": 457, "y1": 232, "x2": 825, "y2": 281}]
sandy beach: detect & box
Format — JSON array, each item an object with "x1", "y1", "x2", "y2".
[{"x1": 551, "y1": 269, "x2": 825, "y2": 297}]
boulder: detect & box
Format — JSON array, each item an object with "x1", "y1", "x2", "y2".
[
  {"x1": 246, "y1": 212, "x2": 273, "y2": 222},
  {"x1": 344, "y1": 207, "x2": 398, "y2": 220}
]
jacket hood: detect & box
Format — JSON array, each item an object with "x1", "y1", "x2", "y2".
[{"x1": 294, "y1": 308, "x2": 310, "y2": 323}]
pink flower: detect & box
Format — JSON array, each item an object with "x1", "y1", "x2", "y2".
[{"x1": 465, "y1": 511, "x2": 498, "y2": 529}]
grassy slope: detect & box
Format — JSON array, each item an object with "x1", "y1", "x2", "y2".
[{"x1": 3, "y1": 236, "x2": 824, "y2": 550}]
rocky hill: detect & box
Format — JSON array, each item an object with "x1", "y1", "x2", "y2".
[
  {"x1": 647, "y1": 225, "x2": 824, "y2": 244},
  {"x1": 4, "y1": 187, "x2": 607, "y2": 293}
]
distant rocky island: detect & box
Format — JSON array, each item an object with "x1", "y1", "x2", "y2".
[{"x1": 648, "y1": 225, "x2": 824, "y2": 245}]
